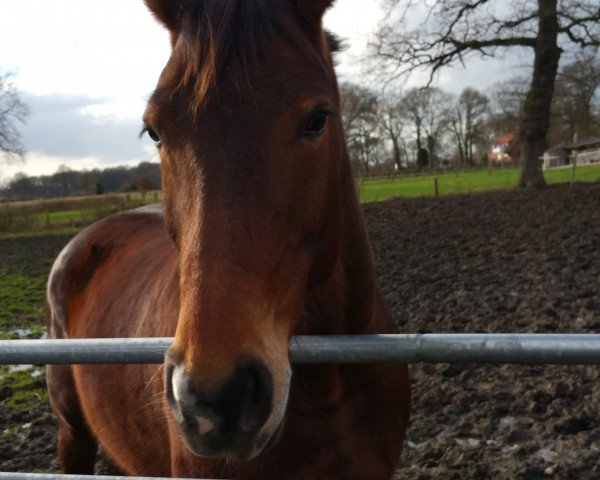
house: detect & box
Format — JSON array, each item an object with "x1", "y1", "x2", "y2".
[
  {"x1": 488, "y1": 132, "x2": 518, "y2": 165},
  {"x1": 542, "y1": 137, "x2": 600, "y2": 169}
]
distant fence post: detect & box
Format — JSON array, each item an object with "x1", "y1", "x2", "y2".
[
  {"x1": 570, "y1": 154, "x2": 577, "y2": 188},
  {"x1": 434, "y1": 177, "x2": 439, "y2": 197}
]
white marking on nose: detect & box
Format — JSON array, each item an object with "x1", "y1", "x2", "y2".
[
  {"x1": 172, "y1": 365, "x2": 195, "y2": 407},
  {"x1": 197, "y1": 416, "x2": 216, "y2": 435}
]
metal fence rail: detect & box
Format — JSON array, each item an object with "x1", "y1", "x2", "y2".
[
  {"x1": 0, "y1": 472, "x2": 216, "y2": 480},
  {"x1": 0, "y1": 474, "x2": 220, "y2": 480},
  {"x1": 3, "y1": 334, "x2": 600, "y2": 480},
  {"x1": 2, "y1": 334, "x2": 600, "y2": 365}
]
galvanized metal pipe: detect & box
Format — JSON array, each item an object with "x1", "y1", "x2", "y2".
[
  {"x1": 1, "y1": 334, "x2": 600, "y2": 365},
  {"x1": 0, "y1": 474, "x2": 223, "y2": 480},
  {"x1": 0, "y1": 338, "x2": 172, "y2": 365}
]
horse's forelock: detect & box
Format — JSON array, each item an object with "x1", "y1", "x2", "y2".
[
  {"x1": 171, "y1": 0, "x2": 337, "y2": 114},
  {"x1": 172, "y1": 0, "x2": 284, "y2": 113}
]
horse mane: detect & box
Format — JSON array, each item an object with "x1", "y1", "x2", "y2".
[{"x1": 172, "y1": 0, "x2": 341, "y2": 113}]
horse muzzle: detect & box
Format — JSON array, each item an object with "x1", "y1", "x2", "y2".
[{"x1": 164, "y1": 353, "x2": 288, "y2": 461}]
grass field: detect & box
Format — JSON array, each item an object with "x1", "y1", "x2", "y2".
[
  {"x1": 0, "y1": 191, "x2": 160, "y2": 238},
  {"x1": 358, "y1": 164, "x2": 600, "y2": 202},
  {"x1": 1, "y1": 165, "x2": 599, "y2": 236},
  {"x1": 0, "y1": 235, "x2": 66, "y2": 442},
  {"x1": 0, "y1": 235, "x2": 72, "y2": 338}
]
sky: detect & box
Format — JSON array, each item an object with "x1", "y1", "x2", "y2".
[{"x1": 0, "y1": 0, "x2": 515, "y2": 183}]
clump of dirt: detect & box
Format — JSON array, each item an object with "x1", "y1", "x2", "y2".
[{"x1": 2, "y1": 182, "x2": 600, "y2": 478}]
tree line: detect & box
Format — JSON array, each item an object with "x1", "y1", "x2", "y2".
[
  {"x1": 342, "y1": 54, "x2": 600, "y2": 177},
  {"x1": 1, "y1": 162, "x2": 161, "y2": 201}
]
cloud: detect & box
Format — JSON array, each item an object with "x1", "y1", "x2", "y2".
[{"x1": 20, "y1": 92, "x2": 156, "y2": 164}]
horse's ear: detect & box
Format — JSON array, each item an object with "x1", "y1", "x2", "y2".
[
  {"x1": 295, "y1": 0, "x2": 335, "y2": 26},
  {"x1": 144, "y1": 0, "x2": 183, "y2": 32}
]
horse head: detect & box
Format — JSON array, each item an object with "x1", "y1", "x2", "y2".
[{"x1": 143, "y1": 0, "x2": 347, "y2": 461}]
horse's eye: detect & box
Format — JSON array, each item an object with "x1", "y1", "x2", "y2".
[
  {"x1": 303, "y1": 111, "x2": 328, "y2": 138},
  {"x1": 144, "y1": 126, "x2": 161, "y2": 145}
]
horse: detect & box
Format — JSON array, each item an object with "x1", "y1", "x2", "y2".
[{"x1": 45, "y1": 1, "x2": 411, "y2": 478}]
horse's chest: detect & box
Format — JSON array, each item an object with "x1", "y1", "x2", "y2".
[{"x1": 74, "y1": 363, "x2": 171, "y2": 476}]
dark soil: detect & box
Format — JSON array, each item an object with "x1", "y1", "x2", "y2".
[{"x1": 2, "y1": 182, "x2": 600, "y2": 478}]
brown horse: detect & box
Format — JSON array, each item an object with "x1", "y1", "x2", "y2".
[{"x1": 45, "y1": 1, "x2": 410, "y2": 479}]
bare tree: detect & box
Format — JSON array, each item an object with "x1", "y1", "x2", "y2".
[
  {"x1": 0, "y1": 71, "x2": 29, "y2": 163},
  {"x1": 400, "y1": 86, "x2": 452, "y2": 169},
  {"x1": 488, "y1": 75, "x2": 530, "y2": 135},
  {"x1": 371, "y1": 0, "x2": 600, "y2": 187},
  {"x1": 422, "y1": 88, "x2": 454, "y2": 168},
  {"x1": 376, "y1": 92, "x2": 405, "y2": 171},
  {"x1": 551, "y1": 53, "x2": 600, "y2": 142},
  {"x1": 400, "y1": 88, "x2": 426, "y2": 157},
  {"x1": 449, "y1": 88, "x2": 490, "y2": 165},
  {"x1": 340, "y1": 83, "x2": 382, "y2": 176}
]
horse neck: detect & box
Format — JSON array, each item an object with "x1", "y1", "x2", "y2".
[
  {"x1": 301, "y1": 160, "x2": 391, "y2": 337},
  {"x1": 286, "y1": 161, "x2": 395, "y2": 426}
]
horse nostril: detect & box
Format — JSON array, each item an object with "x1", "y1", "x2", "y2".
[
  {"x1": 214, "y1": 357, "x2": 274, "y2": 434},
  {"x1": 239, "y1": 359, "x2": 273, "y2": 432}
]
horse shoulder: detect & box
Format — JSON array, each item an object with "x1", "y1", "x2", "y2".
[{"x1": 46, "y1": 204, "x2": 166, "y2": 339}]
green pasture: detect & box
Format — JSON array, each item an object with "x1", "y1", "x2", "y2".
[
  {"x1": 1, "y1": 166, "x2": 599, "y2": 235},
  {"x1": 0, "y1": 234, "x2": 68, "y2": 412},
  {"x1": 543, "y1": 164, "x2": 600, "y2": 184},
  {"x1": 0, "y1": 191, "x2": 160, "y2": 238},
  {"x1": 0, "y1": 364, "x2": 48, "y2": 409},
  {"x1": 0, "y1": 236, "x2": 69, "y2": 337},
  {"x1": 0, "y1": 273, "x2": 46, "y2": 328},
  {"x1": 358, "y1": 165, "x2": 600, "y2": 202},
  {"x1": 30, "y1": 207, "x2": 117, "y2": 227}
]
